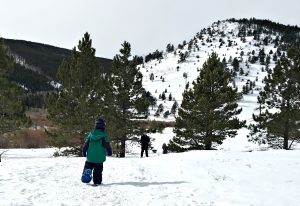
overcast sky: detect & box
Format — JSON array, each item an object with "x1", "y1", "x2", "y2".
[{"x1": 0, "y1": 0, "x2": 299, "y2": 59}]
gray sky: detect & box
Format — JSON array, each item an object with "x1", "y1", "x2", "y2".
[{"x1": 0, "y1": 0, "x2": 299, "y2": 59}]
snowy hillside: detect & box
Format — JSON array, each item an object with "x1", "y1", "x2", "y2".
[
  {"x1": 1, "y1": 148, "x2": 300, "y2": 206},
  {"x1": 139, "y1": 19, "x2": 291, "y2": 149},
  {"x1": 140, "y1": 20, "x2": 276, "y2": 123}
]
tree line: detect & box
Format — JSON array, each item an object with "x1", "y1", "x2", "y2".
[
  {"x1": 0, "y1": 38, "x2": 31, "y2": 135},
  {"x1": 46, "y1": 33, "x2": 152, "y2": 157},
  {"x1": 1, "y1": 31, "x2": 300, "y2": 155},
  {"x1": 169, "y1": 48, "x2": 300, "y2": 151}
]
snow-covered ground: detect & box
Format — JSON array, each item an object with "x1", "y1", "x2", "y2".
[{"x1": 1, "y1": 128, "x2": 300, "y2": 206}]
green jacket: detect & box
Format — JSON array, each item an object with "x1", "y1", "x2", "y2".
[{"x1": 83, "y1": 130, "x2": 110, "y2": 163}]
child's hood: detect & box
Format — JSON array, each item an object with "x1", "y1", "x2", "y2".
[{"x1": 89, "y1": 130, "x2": 105, "y2": 141}]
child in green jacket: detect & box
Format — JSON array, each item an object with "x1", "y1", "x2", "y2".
[{"x1": 81, "y1": 117, "x2": 112, "y2": 185}]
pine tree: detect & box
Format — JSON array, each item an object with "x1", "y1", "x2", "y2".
[
  {"x1": 163, "y1": 110, "x2": 170, "y2": 118},
  {"x1": 259, "y1": 48, "x2": 266, "y2": 65},
  {"x1": 145, "y1": 91, "x2": 157, "y2": 110},
  {"x1": 232, "y1": 57, "x2": 239, "y2": 72},
  {"x1": 251, "y1": 48, "x2": 300, "y2": 149},
  {"x1": 168, "y1": 93, "x2": 172, "y2": 101},
  {"x1": 222, "y1": 57, "x2": 227, "y2": 67},
  {"x1": 178, "y1": 51, "x2": 189, "y2": 63},
  {"x1": 155, "y1": 104, "x2": 164, "y2": 116},
  {"x1": 171, "y1": 100, "x2": 178, "y2": 116},
  {"x1": 47, "y1": 33, "x2": 108, "y2": 155},
  {"x1": 0, "y1": 38, "x2": 30, "y2": 134},
  {"x1": 110, "y1": 41, "x2": 149, "y2": 157},
  {"x1": 161, "y1": 92, "x2": 166, "y2": 100},
  {"x1": 150, "y1": 73, "x2": 154, "y2": 81},
  {"x1": 166, "y1": 43, "x2": 174, "y2": 53},
  {"x1": 168, "y1": 53, "x2": 244, "y2": 151}
]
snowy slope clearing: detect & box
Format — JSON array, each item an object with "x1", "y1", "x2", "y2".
[{"x1": 1, "y1": 147, "x2": 300, "y2": 206}]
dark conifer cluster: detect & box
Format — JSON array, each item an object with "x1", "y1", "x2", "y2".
[
  {"x1": 249, "y1": 48, "x2": 300, "y2": 149},
  {"x1": 0, "y1": 38, "x2": 31, "y2": 135}
]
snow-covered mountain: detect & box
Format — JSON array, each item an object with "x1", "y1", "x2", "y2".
[
  {"x1": 139, "y1": 19, "x2": 300, "y2": 149},
  {"x1": 140, "y1": 19, "x2": 277, "y2": 121}
]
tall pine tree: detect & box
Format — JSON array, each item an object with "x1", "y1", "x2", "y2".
[
  {"x1": 169, "y1": 52, "x2": 244, "y2": 151},
  {"x1": 110, "y1": 41, "x2": 149, "y2": 157},
  {"x1": 251, "y1": 48, "x2": 300, "y2": 149},
  {"x1": 47, "y1": 33, "x2": 109, "y2": 155},
  {"x1": 0, "y1": 38, "x2": 30, "y2": 135}
]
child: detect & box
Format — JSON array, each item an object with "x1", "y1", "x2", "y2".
[
  {"x1": 162, "y1": 143, "x2": 168, "y2": 154},
  {"x1": 81, "y1": 117, "x2": 112, "y2": 185}
]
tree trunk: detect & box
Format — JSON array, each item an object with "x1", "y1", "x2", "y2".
[
  {"x1": 283, "y1": 120, "x2": 289, "y2": 150},
  {"x1": 205, "y1": 131, "x2": 212, "y2": 150},
  {"x1": 204, "y1": 140, "x2": 212, "y2": 150},
  {"x1": 283, "y1": 101, "x2": 290, "y2": 150},
  {"x1": 283, "y1": 135, "x2": 289, "y2": 150},
  {"x1": 119, "y1": 138, "x2": 126, "y2": 157}
]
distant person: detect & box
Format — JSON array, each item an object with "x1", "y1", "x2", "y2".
[
  {"x1": 162, "y1": 143, "x2": 168, "y2": 154},
  {"x1": 81, "y1": 117, "x2": 112, "y2": 185},
  {"x1": 140, "y1": 134, "x2": 150, "y2": 157}
]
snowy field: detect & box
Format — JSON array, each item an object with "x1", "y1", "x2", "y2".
[{"x1": 1, "y1": 129, "x2": 300, "y2": 206}]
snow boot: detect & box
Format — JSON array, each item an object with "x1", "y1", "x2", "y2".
[{"x1": 81, "y1": 169, "x2": 92, "y2": 183}]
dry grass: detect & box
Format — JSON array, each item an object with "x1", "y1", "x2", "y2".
[
  {"x1": 25, "y1": 109, "x2": 53, "y2": 128},
  {"x1": 0, "y1": 109, "x2": 51, "y2": 148},
  {"x1": 14, "y1": 128, "x2": 48, "y2": 148}
]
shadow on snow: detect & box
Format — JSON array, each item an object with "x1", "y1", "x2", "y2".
[{"x1": 102, "y1": 181, "x2": 188, "y2": 187}]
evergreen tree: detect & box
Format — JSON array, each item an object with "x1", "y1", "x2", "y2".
[
  {"x1": 185, "y1": 82, "x2": 190, "y2": 90},
  {"x1": 183, "y1": 72, "x2": 188, "y2": 79},
  {"x1": 134, "y1": 55, "x2": 144, "y2": 65},
  {"x1": 150, "y1": 73, "x2": 154, "y2": 81},
  {"x1": 266, "y1": 55, "x2": 271, "y2": 66},
  {"x1": 178, "y1": 51, "x2": 189, "y2": 63},
  {"x1": 163, "y1": 110, "x2": 170, "y2": 118},
  {"x1": 232, "y1": 57, "x2": 240, "y2": 72},
  {"x1": 259, "y1": 48, "x2": 266, "y2": 65},
  {"x1": 145, "y1": 91, "x2": 157, "y2": 110},
  {"x1": 166, "y1": 43, "x2": 174, "y2": 53},
  {"x1": 171, "y1": 100, "x2": 178, "y2": 116},
  {"x1": 238, "y1": 26, "x2": 246, "y2": 37},
  {"x1": 110, "y1": 41, "x2": 149, "y2": 157},
  {"x1": 168, "y1": 93, "x2": 172, "y2": 101},
  {"x1": 251, "y1": 48, "x2": 300, "y2": 149},
  {"x1": 222, "y1": 57, "x2": 227, "y2": 67},
  {"x1": 168, "y1": 53, "x2": 244, "y2": 151},
  {"x1": 0, "y1": 38, "x2": 30, "y2": 134},
  {"x1": 161, "y1": 91, "x2": 166, "y2": 100},
  {"x1": 157, "y1": 104, "x2": 164, "y2": 114},
  {"x1": 273, "y1": 53, "x2": 278, "y2": 62},
  {"x1": 239, "y1": 68, "x2": 244, "y2": 75},
  {"x1": 47, "y1": 33, "x2": 108, "y2": 155}
]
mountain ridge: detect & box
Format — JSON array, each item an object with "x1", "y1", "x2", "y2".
[{"x1": 3, "y1": 38, "x2": 112, "y2": 92}]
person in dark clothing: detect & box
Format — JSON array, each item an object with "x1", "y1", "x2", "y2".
[
  {"x1": 81, "y1": 117, "x2": 112, "y2": 185},
  {"x1": 140, "y1": 134, "x2": 150, "y2": 157},
  {"x1": 162, "y1": 143, "x2": 168, "y2": 154}
]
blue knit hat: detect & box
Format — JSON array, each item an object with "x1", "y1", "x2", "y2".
[{"x1": 95, "y1": 117, "x2": 106, "y2": 130}]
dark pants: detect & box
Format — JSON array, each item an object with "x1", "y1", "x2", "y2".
[
  {"x1": 83, "y1": 161, "x2": 103, "y2": 184},
  {"x1": 141, "y1": 144, "x2": 148, "y2": 157}
]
